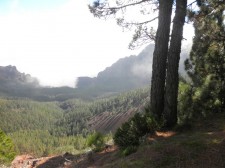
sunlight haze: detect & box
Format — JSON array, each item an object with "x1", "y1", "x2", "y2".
[{"x1": 0, "y1": 0, "x2": 194, "y2": 87}]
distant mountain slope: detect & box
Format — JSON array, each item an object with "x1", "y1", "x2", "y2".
[
  {"x1": 0, "y1": 65, "x2": 77, "y2": 101},
  {"x1": 0, "y1": 43, "x2": 190, "y2": 100},
  {"x1": 0, "y1": 65, "x2": 40, "y2": 87},
  {"x1": 0, "y1": 65, "x2": 40, "y2": 97},
  {"x1": 53, "y1": 87, "x2": 150, "y2": 136},
  {"x1": 76, "y1": 43, "x2": 190, "y2": 96},
  {"x1": 0, "y1": 65, "x2": 38, "y2": 85}
]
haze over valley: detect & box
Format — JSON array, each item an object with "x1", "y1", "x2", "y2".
[
  {"x1": 0, "y1": 43, "x2": 191, "y2": 101},
  {"x1": 1, "y1": 0, "x2": 225, "y2": 168},
  {"x1": 0, "y1": 0, "x2": 194, "y2": 87}
]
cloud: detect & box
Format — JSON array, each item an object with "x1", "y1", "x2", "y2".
[
  {"x1": 0, "y1": 0, "x2": 194, "y2": 87},
  {"x1": 0, "y1": 0, "x2": 141, "y2": 87}
]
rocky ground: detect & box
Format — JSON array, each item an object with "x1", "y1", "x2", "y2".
[{"x1": 10, "y1": 146, "x2": 117, "y2": 168}]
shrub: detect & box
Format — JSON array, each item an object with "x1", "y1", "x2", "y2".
[
  {"x1": 114, "y1": 122, "x2": 139, "y2": 148},
  {"x1": 0, "y1": 129, "x2": 16, "y2": 164},
  {"x1": 86, "y1": 132, "x2": 104, "y2": 152},
  {"x1": 114, "y1": 107, "x2": 159, "y2": 155},
  {"x1": 177, "y1": 82, "x2": 194, "y2": 124}
]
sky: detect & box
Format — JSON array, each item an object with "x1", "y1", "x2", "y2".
[{"x1": 0, "y1": 0, "x2": 194, "y2": 87}]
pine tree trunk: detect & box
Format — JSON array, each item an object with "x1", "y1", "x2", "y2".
[
  {"x1": 150, "y1": 0, "x2": 173, "y2": 120},
  {"x1": 164, "y1": 0, "x2": 187, "y2": 127}
]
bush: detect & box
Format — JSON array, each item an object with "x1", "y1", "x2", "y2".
[
  {"x1": 113, "y1": 107, "x2": 159, "y2": 155},
  {"x1": 86, "y1": 132, "x2": 104, "y2": 152},
  {"x1": 177, "y1": 82, "x2": 194, "y2": 124},
  {"x1": 114, "y1": 122, "x2": 139, "y2": 148},
  {"x1": 0, "y1": 129, "x2": 16, "y2": 164}
]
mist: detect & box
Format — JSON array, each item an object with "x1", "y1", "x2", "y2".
[{"x1": 131, "y1": 42, "x2": 192, "y2": 81}]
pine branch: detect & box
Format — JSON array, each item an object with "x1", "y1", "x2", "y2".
[
  {"x1": 125, "y1": 17, "x2": 158, "y2": 26},
  {"x1": 105, "y1": 0, "x2": 151, "y2": 11},
  {"x1": 187, "y1": 1, "x2": 197, "y2": 7},
  {"x1": 89, "y1": 0, "x2": 157, "y2": 17}
]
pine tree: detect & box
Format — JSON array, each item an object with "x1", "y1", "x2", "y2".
[
  {"x1": 0, "y1": 129, "x2": 16, "y2": 164},
  {"x1": 89, "y1": 0, "x2": 194, "y2": 127},
  {"x1": 150, "y1": 0, "x2": 173, "y2": 121},
  {"x1": 89, "y1": 0, "x2": 173, "y2": 121},
  {"x1": 163, "y1": 0, "x2": 187, "y2": 127},
  {"x1": 185, "y1": 0, "x2": 225, "y2": 112}
]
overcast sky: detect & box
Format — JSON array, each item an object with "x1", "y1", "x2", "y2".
[{"x1": 0, "y1": 0, "x2": 194, "y2": 87}]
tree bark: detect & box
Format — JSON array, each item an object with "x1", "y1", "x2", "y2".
[
  {"x1": 164, "y1": 0, "x2": 187, "y2": 127},
  {"x1": 150, "y1": 0, "x2": 173, "y2": 120}
]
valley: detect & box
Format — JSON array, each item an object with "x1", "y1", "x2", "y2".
[
  {"x1": 0, "y1": 39, "x2": 224, "y2": 168},
  {"x1": 0, "y1": 0, "x2": 225, "y2": 167}
]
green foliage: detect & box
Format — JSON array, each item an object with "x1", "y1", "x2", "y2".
[
  {"x1": 114, "y1": 121, "x2": 139, "y2": 148},
  {"x1": 185, "y1": 1, "x2": 225, "y2": 116},
  {"x1": 87, "y1": 132, "x2": 105, "y2": 152},
  {"x1": 9, "y1": 130, "x2": 87, "y2": 157},
  {"x1": 0, "y1": 129, "x2": 16, "y2": 164},
  {"x1": 114, "y1": 107, "x2": 159, "y2": 154},
  {"x1": 55, "y1": 87, "x2": 149, "y2": 136},
  {"x1": 177, "y1": 79, "x2": 217, "y2": 127},
  {"x1": 54, "y1": 99, "x2": 92, "y2": 136},
  {"x1": 177, "y1": 81, "x2": 194, "y2": 124},
  {"x1": 89, "y1": 87, "x2": 149, "y2": 115},
  {"x1": 0, "y1": 87, "x2": 150, "y2": 156},
  {"x1": 0, "y1": 99, "x2": 63, "y2": 133}
]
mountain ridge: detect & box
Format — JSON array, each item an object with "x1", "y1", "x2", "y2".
[
  {"x1": 76, "y1": 43, "x2": 190, "y2": 96},
  {"x1": 0, "y1": 43, "x2": 190, "y2": 100}
]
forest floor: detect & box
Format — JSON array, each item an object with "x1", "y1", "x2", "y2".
[{"x1": 11, "y1": 113, "x2": 225, "y2": 168}]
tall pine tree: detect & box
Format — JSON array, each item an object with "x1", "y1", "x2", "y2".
[
  {"x1": 164, "y1": 0, "x2": 187, "y2": 127},
  {"x1": 89, "y1": 0, "x2": 192, "y2": 127},
  {"x1": 185, "y1": 0, "x2": 225, "y2": 113},
  {"x1": 150, "y1": 0, "x2": 173, "y2": 121}
]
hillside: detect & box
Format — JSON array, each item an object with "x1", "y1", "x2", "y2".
[
  {"x1": 9, "y1": 112, "x2": 225, "y2": 168},
  {"x1": 0, "y1": 65, "x2": 79, "y2": 101},
  {"x1": 0, "y1": 99, "x2": 64, "y2": 133},
  {"x1": 0, "y1": 65, "x2": 39, "y2": 97},
  {"x1": 78, "y1": 113, "x2": 225, "y2": 168},
  {"x1": 76, "y1": 44, "x2": 153, "y2": 97},
  {"x1": 87, "y1": 89, "x2": 149, "y2": 133},
  {"x1": 76, "y1": 43, "x2": 190, "y2": 97},
  {"x1": 53, "y1": 87, "x2": 149, "y2": 136},
  {"x1": 0, "y1": 87, "x2": 149, "y2": 157}
]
